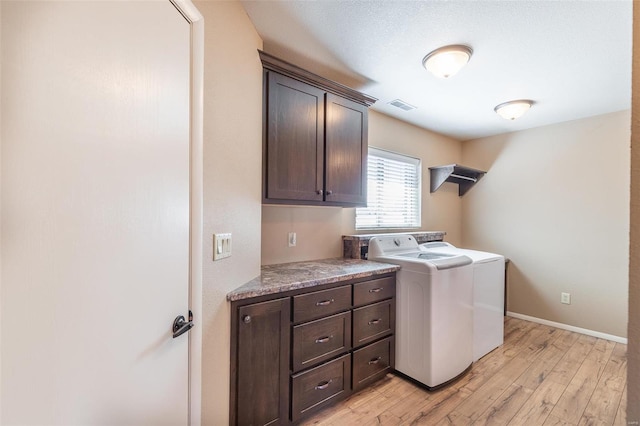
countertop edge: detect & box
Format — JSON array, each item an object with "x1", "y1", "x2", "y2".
[{"x1": 226, "y1": 261, "x2": 400, "y2": 302}]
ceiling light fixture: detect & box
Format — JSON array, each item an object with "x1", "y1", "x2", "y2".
[
  {"x1": 422, "y1": 45, "x2": 473, "y2": 78},
  {"x1": 494, "y1": 100, "x2": 534, "y2": 120}
]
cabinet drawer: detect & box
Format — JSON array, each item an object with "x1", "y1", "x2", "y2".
[
  {"x1": 293, "y1": 285, "x2": 351, "y2": 323},
  {"x1": 291, "y1": 354, "x2": 351, "y2": 422},
  {"x1": 353, "y1": 300, "x2": 393, "y2": 348},
  {"x1": 352, "y1": 337, "x2": 393, "y2": 392},
  {"x1": 353, "y1": 277, "x2": 395, "y2": 307},
  {"x1": 292, "y1": 311, "x2": 351, "y2": 372}
]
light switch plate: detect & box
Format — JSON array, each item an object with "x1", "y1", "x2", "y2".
[{"x1": 213, "y1": 233, "x2": 232, "y2": 260}]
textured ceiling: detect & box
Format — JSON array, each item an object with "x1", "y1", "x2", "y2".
[{"x1": 240, "y1": 0, "x2": 632, "y2": 141}]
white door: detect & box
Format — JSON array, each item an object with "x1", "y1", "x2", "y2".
[{"x1": 1, "y1": 1, "x2": 191, "y2": 424}]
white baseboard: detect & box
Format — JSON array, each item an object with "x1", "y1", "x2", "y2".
[{"x1": 506, "y1": 311, "x2": 628, "y2": 344}]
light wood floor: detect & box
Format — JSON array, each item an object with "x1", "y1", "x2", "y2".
[{"x1": 301, "y1": 317, "x2": 627, "y2": 426}]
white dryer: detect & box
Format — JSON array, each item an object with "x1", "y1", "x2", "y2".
[
  {"x1": 423, "y1": 242, "x2": 505, "y2": 361},
  {"x1": 368, "y1": 235, "x2": 474, "y2": 389}
]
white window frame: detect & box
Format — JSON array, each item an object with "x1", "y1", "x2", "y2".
[{"x1": 356, "y1": 147, "x2": 421, "y2": 230}]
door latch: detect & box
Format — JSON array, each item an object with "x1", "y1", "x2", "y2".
[{"x1": 172, "y1": 310, "x2": 193, "y2": 338}]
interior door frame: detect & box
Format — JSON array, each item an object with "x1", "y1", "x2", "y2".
[{"x1": 169, "y1": 1, "x2": 204, "y2": 425}]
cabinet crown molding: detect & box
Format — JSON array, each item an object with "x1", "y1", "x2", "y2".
[{"x1": 259, "y1": 50, "x2": 377, "y2": 107}]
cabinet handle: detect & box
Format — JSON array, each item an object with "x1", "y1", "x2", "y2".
[
  {"x1": 315, "y1": 299, "x2": 334, "y2": 306},
  {"x1": 368, "y1": 318, "x2": 382, "y2": 325},
  {"x1": 315, "y1": 336, "x2": 332, "y2": 344},
  {"x1": 315, "y1": 379, "x2": 333, "y2": 390},
  {"x1": 326, "y1": 190, "x2": 333, "y2": 195},
  {"x1": 316, "y1": 189, "x2": 323, "y2": 195},
  {"x1": 242, "y1": 315, "x2": 251, "y2": 324},
  {"x1": 368, "y1": 357, "x2": 382, "y2": 365},
  {"x1": 368, "y1": 288, "x2": 383, "y2": 293}
]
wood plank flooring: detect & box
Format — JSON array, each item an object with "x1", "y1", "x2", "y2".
[{"x1": 300, "y1": 317, "x2": 627, "y2": 426}]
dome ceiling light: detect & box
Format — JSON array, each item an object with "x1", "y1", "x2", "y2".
[
  {"x1": 494, "y1": 100, "x2": 534, "y2": 120},
  {"x1": 422, "y1": 45, "x2": 473, "y2": 79}
]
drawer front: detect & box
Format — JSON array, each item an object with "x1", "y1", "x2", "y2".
[
  {"x1": 291, "y1": 354, "x2": 351, "y2": 422},
  {"x1": 353, "y1": 300, "x2": 393, "y2": 348},
  {"x1": 292, "y1": 311, "x2": 351, "y2": 372},
  {"x1": 353, "y1": 276, "x2": 395, "y2": 307},
  {"x1": 352, "y1": 337, "x2": 393, "y2": 392},
  {"x1": 293, "y1": 285, "x2": 351, "y2": 323}
]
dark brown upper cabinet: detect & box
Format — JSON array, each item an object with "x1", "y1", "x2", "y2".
[{"x1": 260, "y1": 51, "x2": 376, "y2": 207}]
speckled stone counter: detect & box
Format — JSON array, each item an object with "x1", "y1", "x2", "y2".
[
  {"x1": 343, "y1": 231, "x2": 446, "y2": 259},
  {"x1": 226, "y1": 258, "x2": 400, "y2": 302}
]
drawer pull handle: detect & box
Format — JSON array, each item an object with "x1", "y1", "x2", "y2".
[
  {"x1": 316, "y1": 299, "x2": 334, "y2": 306},
  {"x1": 369, "y1": 288, "x2": 383, "y2": 293},
  {"x1": 315, "y1": 379, "x2": 333, "y2": 390},
  {"x1": 315, "y1": 336, "x2": 332, "y2": 344},
  {"x1": 368, "y1": 357, "x2": 382, "y2": 365},
  {"x1": 368, "y1": 318, "x2": 382, "y2": 325}
]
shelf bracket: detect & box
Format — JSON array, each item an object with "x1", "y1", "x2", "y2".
[{"x1": 429, "y1": 164, "x2": 487, "y2": 196}]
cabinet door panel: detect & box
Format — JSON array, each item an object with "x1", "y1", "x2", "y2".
[
  {"x1": 266, "y1": 72, "x2": 324, "y2": 201},
  {"x1": 353, "y1": 300, "x2": 393, "y2": 348},
  {"x1": 352, "y1": 337, "x2": 393, "y2": 392},
  {"x1": 237, "y1": 298, "x2": 290, "y2": 426},
  {"x1": 325, "y1": 93, "x2": 368, "y2": 205},
  {"x1": 353, "y1": 276, "x2": 395, "y2": 307},
  {"x1": 293, "y1": 285, "x2": 351, "y2": 324},
  {"x1": 292, "y1": 311, "x2": 351, "y2": 372},
  {"x1": 291, "y1": 354, "x2": 351, "y2": 422}
]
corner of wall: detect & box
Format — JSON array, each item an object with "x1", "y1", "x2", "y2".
[
  {"x1": 195, "y1": 1, "x2": 264, "y2": 424},
  {"x1": 627, "y1": 1, "x2": 640, "y2": 421}
]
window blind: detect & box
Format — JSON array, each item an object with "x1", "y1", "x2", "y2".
[{"x1": 356, "y1": 147, "x2": 421, "y2": 230}]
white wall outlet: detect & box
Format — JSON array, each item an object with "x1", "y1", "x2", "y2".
[
  {"x1": 288, "y1": 232, "x2": 297, "y2": 247},
  {"x1": 561, "y1": 292, "x2": 571, "y2": 305},
  {"x1": 213, "y1": 233, "x2": 232, "y2": 260}
]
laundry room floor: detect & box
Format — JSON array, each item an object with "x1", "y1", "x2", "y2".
[{"x1": 301, "y1": 317, "x2": 627, "y2": 425}]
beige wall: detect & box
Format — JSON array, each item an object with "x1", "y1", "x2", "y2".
[
  {"x1": 628, "y1": 1, "x2": 639, "y2": 420},
  {"x1": 196, "y1": 1, "x2": 263, "y2": 424},
  {"x1": 262, "y1": 110, "x2": 462, "y2": 265},
  {"x1": 461, "y1": 111, "x2": 630, "y2": 338}
]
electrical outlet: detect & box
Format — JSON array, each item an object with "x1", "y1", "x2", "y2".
[
  {"x1": 288, "y1": 232, "x2": 297, "y2": 247},
  {"x1": 561, "y1": 292, "x2": 571, "y2": 305},
  {"x1": 213, "y1": 233, "x2": 232, "y2": 260}
]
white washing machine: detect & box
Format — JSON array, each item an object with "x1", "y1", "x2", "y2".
[
  {"x1": 368, "y1": 235, "x2": 474, "y2": 389},
  {"x1": 422, "y1": 242, "x2": 505, "y2": 361}
]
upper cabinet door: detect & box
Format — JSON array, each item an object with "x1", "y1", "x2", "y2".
[
  {"x1": 325, "y1": 93, "x2": 368, "y2": 206},
  {"x1": 266, "y1": 72, "x2": 325, "y2": 202}
]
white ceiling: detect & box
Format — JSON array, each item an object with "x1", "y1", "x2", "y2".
[{"x1": 240, "y1": 0, "x2": 632, "y2": 141}]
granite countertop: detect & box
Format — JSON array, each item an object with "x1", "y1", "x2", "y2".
[{"x1": 227, "y1": 258, "x2": 400, "y2": 302}]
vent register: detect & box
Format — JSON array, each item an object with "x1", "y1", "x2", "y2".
[{"x1": 387, "y1": 99, "x2": 416, "y2": 111}]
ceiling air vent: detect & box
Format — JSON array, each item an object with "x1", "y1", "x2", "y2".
[{"x1": 388, "y1": 99, "x2": 416, "y2": 111}]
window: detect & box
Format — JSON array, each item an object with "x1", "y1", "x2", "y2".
[{"x1": 356, "y1": 147, "x2": 421, "y2": 230}]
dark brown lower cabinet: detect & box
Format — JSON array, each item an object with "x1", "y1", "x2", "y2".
[
  {"x1": 230, "y1": 273, "x2": 396, "y2": 425},
  {"x1": 235, "y1": 298, "x2": 290, "y2": 426}
]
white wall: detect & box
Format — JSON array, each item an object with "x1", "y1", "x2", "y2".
[
  {"x1": 261, "y1": 110, "x2": 462, "y2": 265},
  {"x1": 195, "y1": 1, "x2": 263, "y2": 424},
  {"x1": 461, "y1": 111, "x2": 630, "y2": 338}
]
